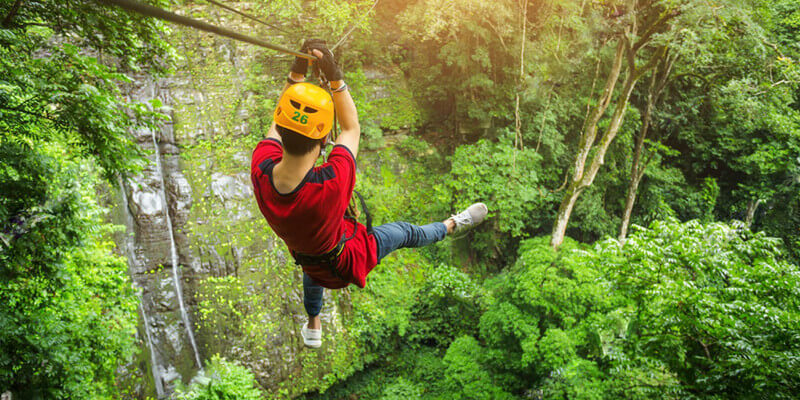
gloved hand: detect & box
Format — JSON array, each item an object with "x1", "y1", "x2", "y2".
[
  {"x1": 290, "y1": 39, "x2": 326, "y2": 76},
  {"x1": 307, "y1": 41, "x2": 343, "y2": 82}
]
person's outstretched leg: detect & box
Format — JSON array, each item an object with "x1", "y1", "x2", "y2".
[
  {"x1": 373, "y1": 222, "x2": 447, "y2": 263},
  {"x1": 302, "y1": 273, "x2": 323, "y2": 348},
  {"x1": 373, "y1": 203, "x2": 488, "y2": 263}
]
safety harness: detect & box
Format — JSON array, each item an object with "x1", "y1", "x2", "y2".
[{"x1": 289, "y1": 190, "x2": 373, "y2": 281}]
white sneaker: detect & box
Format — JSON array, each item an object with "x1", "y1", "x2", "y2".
[
  {"x1": 301, "y1": 322, "x2": 321, "y2": 348},
  {"x1": 450, "y1": 202, "x2": 489, "y2": 233}
]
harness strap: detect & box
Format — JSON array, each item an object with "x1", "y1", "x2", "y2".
[
  {"x1": 291, "y1": 235, "x2": 345, "y2": 266},
  {"x1": 290, "y1": 217, "x2": 358, "y2": 281},
  {"x1": 352, "y1": 189, "x2": 373, "y2": 235},
  {"x1": 291, "y1": 233, "x2": 348, "y2": 281},
  {"x1": 289, "y1": 192, "x2": 373, "y2": 282}
]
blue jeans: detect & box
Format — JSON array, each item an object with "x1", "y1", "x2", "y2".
[{"x1": 303, "y1": 221, "x2": 447, "y2": 316}]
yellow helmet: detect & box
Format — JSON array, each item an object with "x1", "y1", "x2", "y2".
[{"x1": 274, "y1": 82, "x2": 334, "y2": 140}]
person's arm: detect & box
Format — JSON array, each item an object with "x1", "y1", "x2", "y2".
[
  {"x1": 308, "y1": 47, "x2": 360, "y2": 159},
  {"x1": 329, "y1": 79, "x2": 360, "y2": 159}
]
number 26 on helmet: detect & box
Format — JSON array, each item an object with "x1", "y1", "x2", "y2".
[{"x1": 274, "y1": 82, "x2": 334, "y2": 140}]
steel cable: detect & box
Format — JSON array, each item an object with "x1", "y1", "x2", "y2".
[
  {"x1": 96, "y1": 0, "x2": 314, "y2": 59},
  {"x1": 203, "y1": 0, "x2": 292, "y2": 35}
]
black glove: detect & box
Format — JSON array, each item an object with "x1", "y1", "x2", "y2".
[
  {"x1": 307, "y1": 41, "x2": 343, "y2": 82},
  {"x1": 290, "y1": 39, "x2": 326, "y2": 76}
]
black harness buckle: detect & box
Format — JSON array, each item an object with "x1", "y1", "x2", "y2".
[{"x1": 291, "y1": 233, "x2": 347, "y2": 267}]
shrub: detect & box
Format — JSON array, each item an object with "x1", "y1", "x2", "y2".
[
  {"x1": 434, "y1": 133, "x2": 554, "y2": 263},
  {"x1": 174, "y1": 355, "x2": 262, "y2": 400},
  {"x1": 475, "y1": 221, "x2": 800, "y2": 398}
]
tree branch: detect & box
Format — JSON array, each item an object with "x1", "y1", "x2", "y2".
[
  {"x1": 486, "y1": 20, "x2": 509, "y2": 51},
  {"x1": 632, "y1": 10, "x2": 677, "y2": 52},
  {"x1": 550, "y1": 169, "x2": 570, "y2": 193},
  {"x1": 584, "y1": 39, "x2": 606, "y2": 122},
  {"x1": 573, "y1": 38, "x2": 626, "y2": 183},
  {"x1": 639, "y1": 148, "x2": 655, "y2": 180},
  {"x1": 623, "y1": 32, "x2": 636, "y2": 74},
  {"x1": 634, "y1": 45, "x2": 668, "y2": 80},
  {"x1": 673, "y1": 72, "x2": 709, "y2": 84},
  {"x1": 578, "y1": 56, "x2": 640, "y2": 190},
  {"x1": 2, "y1": 0, "x2": 23, "y2": 28},
  {"x1": 654, "y1": 51, "x2": 677, "y2": 97},
  {"x1": 595, "y1": 38, "x2": 627, "y2": 123}
]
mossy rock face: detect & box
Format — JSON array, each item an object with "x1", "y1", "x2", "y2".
[{"x1": 113, "y1": 3, "x2": 430, "y2": 396}]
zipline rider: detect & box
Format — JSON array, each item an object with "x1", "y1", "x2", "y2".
[{"x1": 250, "y1": 40, "x2": 488, "y2": 348}]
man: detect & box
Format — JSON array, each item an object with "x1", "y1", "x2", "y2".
[{"x1": 250, "y1": 40, "x2": 487, "y2": 348}]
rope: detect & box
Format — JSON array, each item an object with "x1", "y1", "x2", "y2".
[
  {"x1": 331, "y1": 0, "x2": 380, "y2": 51},
  {"x1": 203, "y1": 0, "x2": 292, "y2": 35},
  {"x1": 97, "y1": 0, "x2": 315, "y2": 60}
]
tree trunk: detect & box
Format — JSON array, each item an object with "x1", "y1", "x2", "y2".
[
  {"x1": 619, "y1": 52, "x2": 674, "y2": 242},
  {"x1": 619, "y1": 172, "x2": 643, "y2": 242},
  {"x1": 551, "y1": 44, "x2": 668, "y2": 249},
  {"x1": 550, "y1": 39, "x2": 627, "y2": 248},
  {"x1": 514, "y1": 0, "x2": 529, "y2": 150},
  {"x1": 549, "y1": 2, "x2": 676, "y2": 249},
  {"x1": 551, "y1": 53, "x2": 639, "y2": 248},
  {"x1": 744, "y1": 199, "x2": 761, "y2": 229},
  {"x1": 2, "y1": 0, "x2": 23, "y2": 28},
  {"x1": 619, "y1": 84, "x2": 655, "y2": 242},
  {"x1": 550, "y1": 185, "x2": 583, "y2": 248}
]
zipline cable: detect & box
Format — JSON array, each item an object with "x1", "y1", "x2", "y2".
[
  {"x1": 331, "y1": 0, "x2": 379, "y2": 50},
  {"x1": 97, "y1": 0, "x2": 315, "y2": 60},
  {"x1": 203, "y1": 0, "x2": 292, "y2": 35}
]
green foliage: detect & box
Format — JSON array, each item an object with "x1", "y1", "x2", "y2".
[
  {"x1": 406, "y1": 265, "x2": 483, "y2": 347},
  {"x1": 700, "y1": 176, "x2": 720, "y2": 222},
  {"x1": 0, "y1": 2, "x2": 171, "y2": 178},
  {"x1": 243, "y1": 0, "x2": 376, "y2": 43},
  {"x1": 501, "y1": 221, "x2": 800, "y2": 397},
  {"x1": 347, "y1": 68, "x2": 423, "y2": 133},
  {"x1": 379, "y1": 377, "x2": 423, "y2": 400},
  {"x1": 343, "y1": 67, "x2": 424, "y2": 150},
  {"x1": 652, "y1": 0, "x2": 800, "y2": 257},
  {"x1": 0, "y1": 1, "x2": 171, "y2": 397},
  {"x1": 441, "y1": 336, "x2": 515, "y2": 400},
  {"x1": 0, "y1": 143, "x2": 138, "y2": 398},
  {"x1": 395, "y1": 0, "x2": 518, "y2": 130},
  {"x1": 347, "y1": 249, "x2": 432, "y2": 353},
  {"x1": 436, "y1": 133, "x2": 553, "y2": 260},
  {"x1": 355, "y1": 138, "x2": 448, "y2": 228},
  {"x1": 196, "y1": 276, "x2": 277, "y2": 356},
  {"x1": 174, "y1": 355, "x2": 263, "y2": 400},
  {"x1": 323, "y1": 221, "x2": 800, "y2": 399},
  {"x1": 603, "y1": 220, "x2": 800, "y2": 397}
]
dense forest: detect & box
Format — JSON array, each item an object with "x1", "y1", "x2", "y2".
[{"x1": 1, "y1": 0, "x2": 799, "y2": 399}]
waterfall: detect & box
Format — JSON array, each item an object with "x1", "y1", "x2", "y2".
[
  {"x1": 138, "y1": 294, "x2": 166, "y2": 397},
  {"x1": 150, "y1": 131, "x2": 203, "y2": 370},
  {"x1": 117, "y1": 177, "x2": 165, "y2": 398}
]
